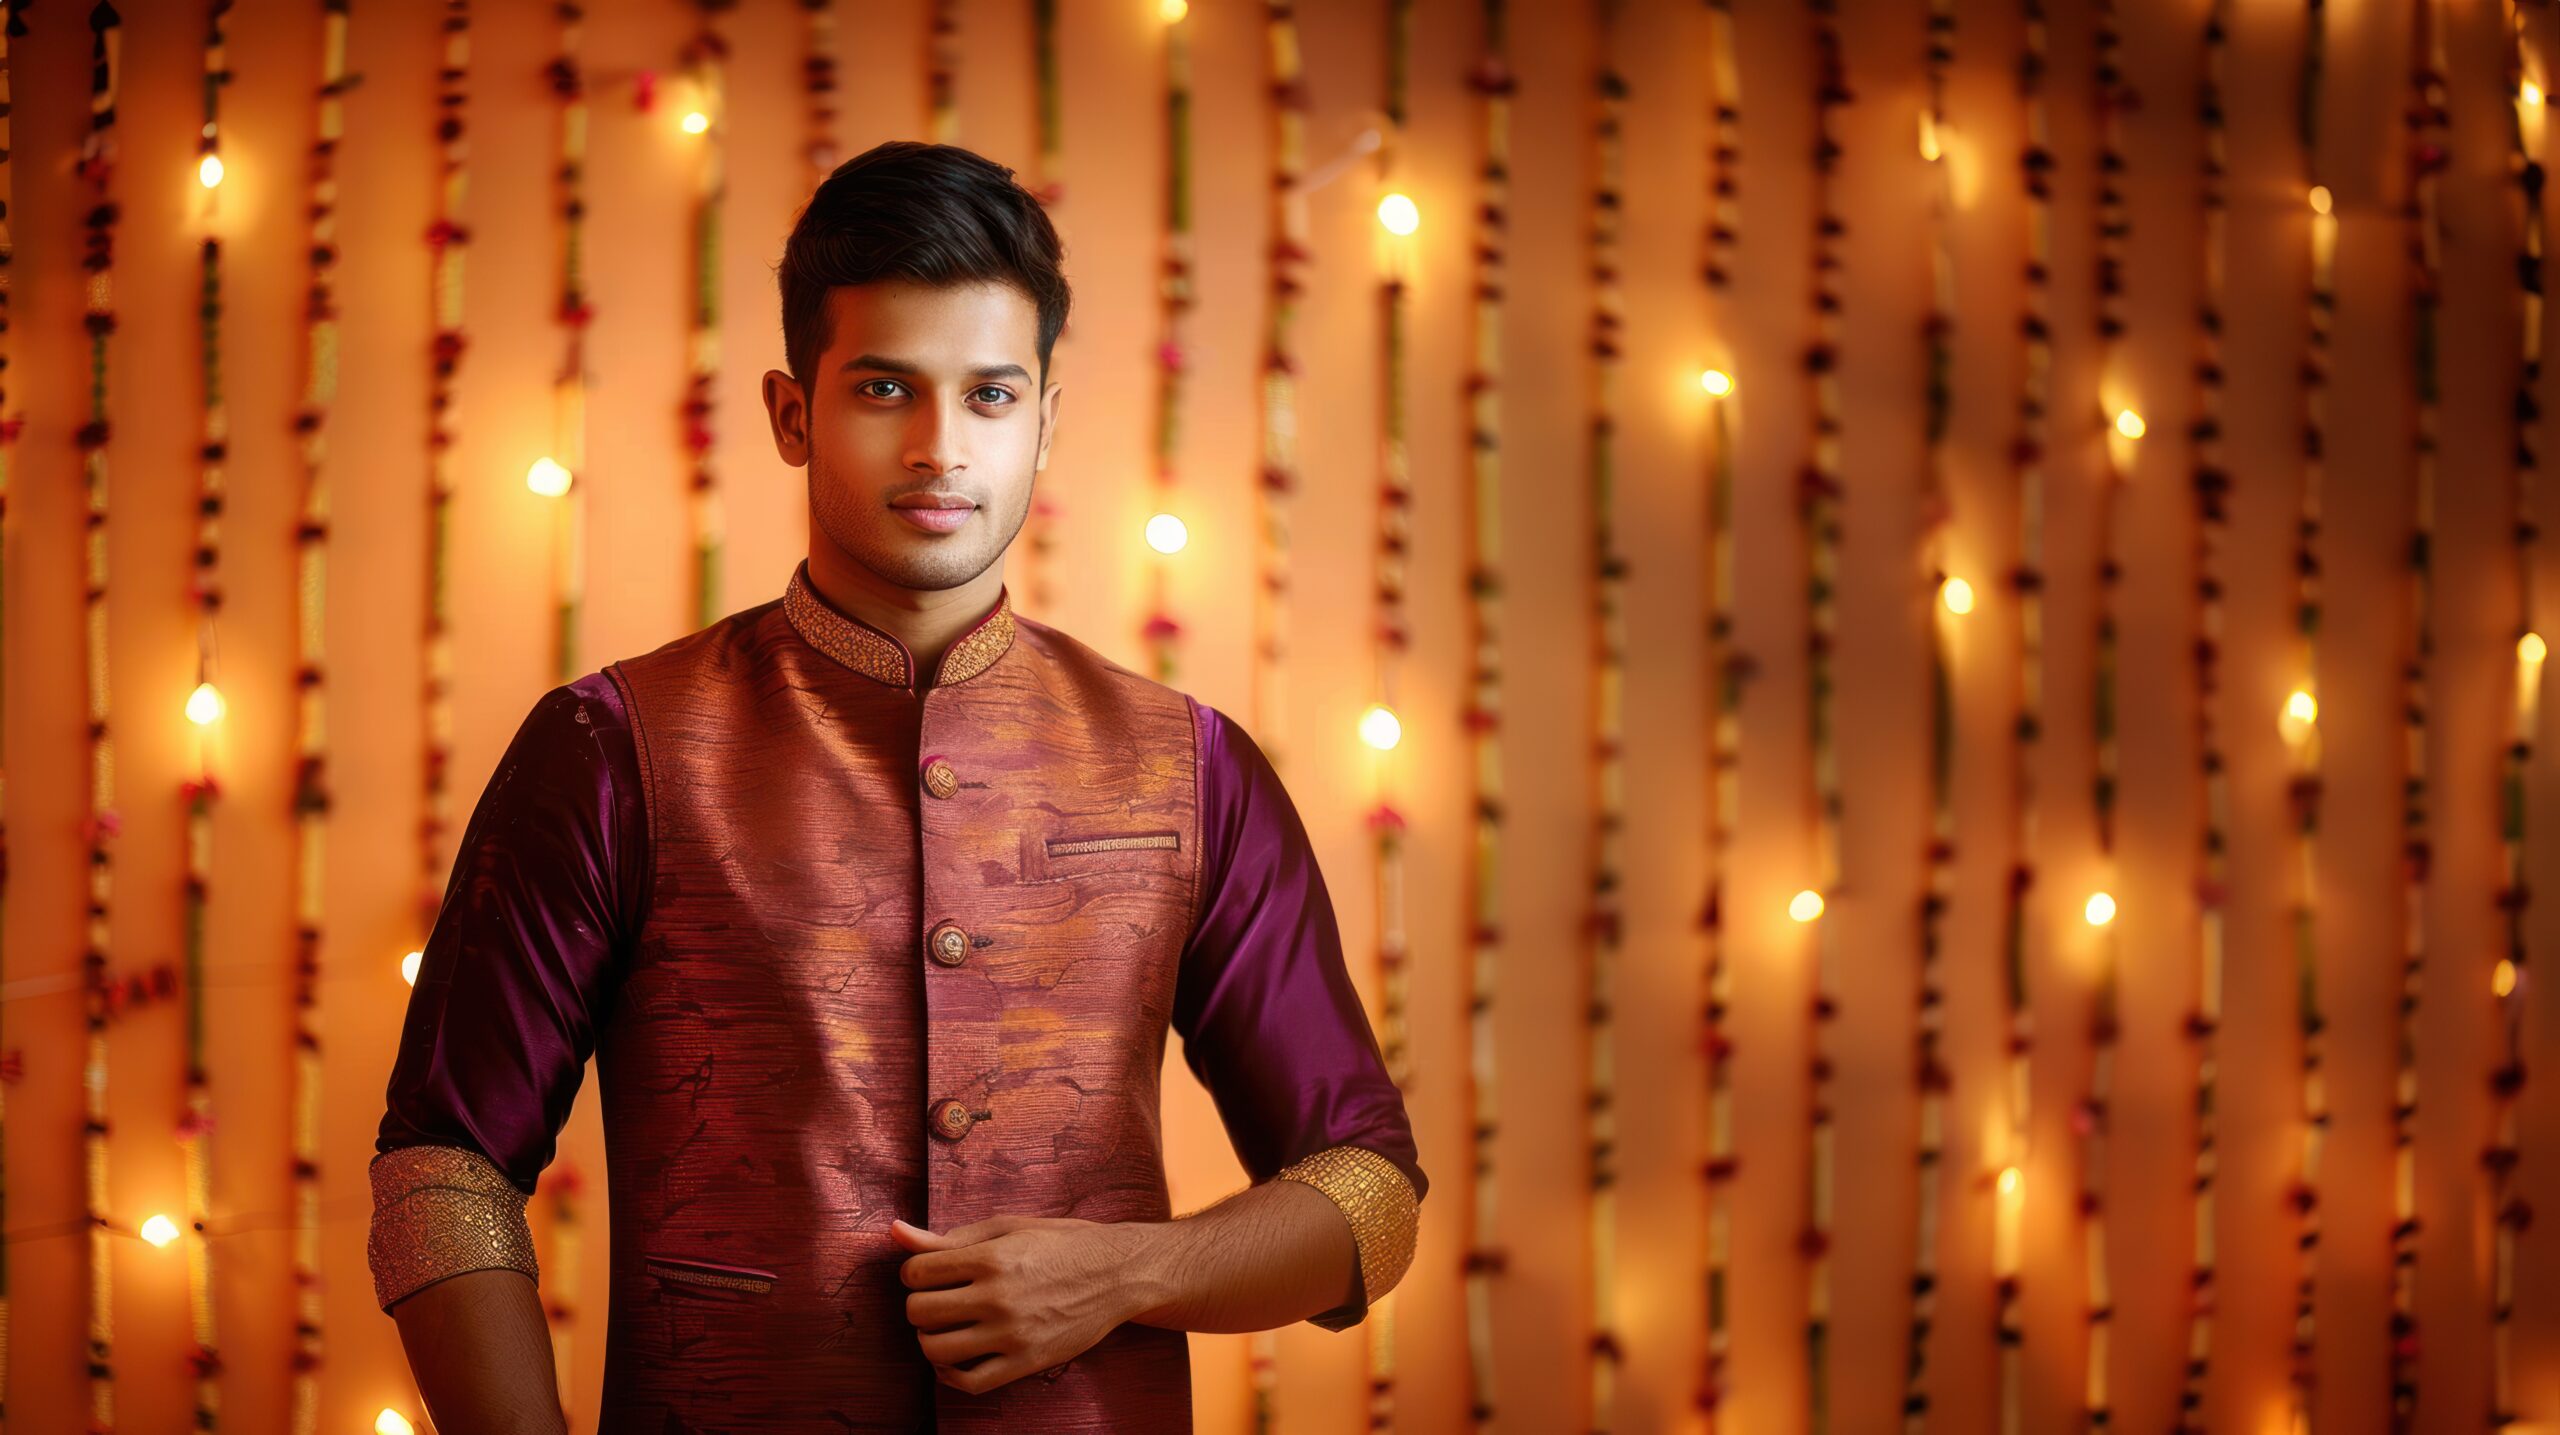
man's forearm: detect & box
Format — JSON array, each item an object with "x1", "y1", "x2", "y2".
[
  {"x1": 1118, "y1": 1174, "x2": 1364, "y2": 1334},
  {"x1": 390, "y1": 1268, "x2": 568, "y2": 1435}
]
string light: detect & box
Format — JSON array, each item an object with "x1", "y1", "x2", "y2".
[
  {"x1": 2526, "y1": 80, "x2": 2544, "y2": 108},
  {"x1": 1159, "y1": 0, "x2": 1187, "y2": 21},
  {"x1": 140, "y1": 1214, "x2": 181, "y2": 1248},
  {"x1": 2113, "y1": 406, "x2": 2145, "y2": 440},
  {"x1": 2308, "y1": 184, "x2": 2332, "y2": 216},
  {"x1": 1359, "y1": 703, "x2": 1402, "y2": 752},
  {"x1": 185, "y1": 681, "x2": 226, "y2": 727},
  {"x1": 1144, "y1": 512, "x2": 1188, "y2": 555},
  {"x1": 1789, "y1": 888, "x2": 1824, "y2": 923},
  {"x1": 526, "y1": 455, "x2": 572, "y2": 498},
  {"x1": 680, "y1": 108, "x2": 708, "y2": 134},
  {"x1": 2495, "y1": 958, "x2": 2518, "y2": 999},
  {"x1": 1699, "y1": 367, "x2": 1732, "y2": 397},
  {"x1": 1941, "y1": 576, "x2": 1974, "y2": 615},
  {"x1": 400, "y1": 950, "x2": 423, "y2": 987},
  {"x1": 2084, "y1": 890, "x2": 2116, "y2": 927},
  {"x1": 197, "y1": 152, "x2": 223, "y2": 189},
  {"x1": 1376, "y1": 191, "x2": 1419, "y2": 236},
  {"x1": 375, "y1": 1411, "x2": 417, "y2": 1435}
]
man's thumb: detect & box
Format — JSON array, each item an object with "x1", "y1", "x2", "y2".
[{"x1": 890, "y1": 1218, "x2": 954, "y2": 1250}]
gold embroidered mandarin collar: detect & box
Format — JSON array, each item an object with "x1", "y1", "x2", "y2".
[{"x1": 782, "y1": 563, "x2": 1016, "y2": 690}]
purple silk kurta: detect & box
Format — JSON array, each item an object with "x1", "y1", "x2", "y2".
[{"x1": 375, "y1": 601, "x2": 1424, "y2": 1425}]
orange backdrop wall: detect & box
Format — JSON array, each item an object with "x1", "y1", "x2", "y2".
[{"x1": 10, "y1": 0, "x2": 2560, "y2": 1432}]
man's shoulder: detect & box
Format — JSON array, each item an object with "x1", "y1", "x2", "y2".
[{"x1": 1009, "y1": 611, "x2": 1199, "y2": 720}]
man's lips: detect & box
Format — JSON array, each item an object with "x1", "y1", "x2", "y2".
[{"x1": 890, "y1": 497, "x2": 976, "y2": 534}]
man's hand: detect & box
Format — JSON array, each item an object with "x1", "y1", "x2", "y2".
[{"x1": 891, "y1": 1214, "x2": 1162, "y2": 1395}]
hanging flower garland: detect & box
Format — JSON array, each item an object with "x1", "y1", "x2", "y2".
[
  {"x1": 1352, "y1": 5, "x2": 1419, "y2": 1430},
  {"x1": 2080, "y1": 3, "x2": 2133, "y2": 1428},
  {"x1": 681, "y1": 1, "x2": 731, "y2": 631},
  {"x1": 1798, "y1": 6, "x2": 1848, "y2": 1431},
  {"x1": 1998, "y1": 5, "x2": 2055, "y2": 1429},
  {"x1": 2281, "y1": 8, "x2": 2333, "y2": 1431},
  {"x1": 0, "y1": 0, "x2": 20, "y2": 1419},
  {"x1": 927, "y1": 0, "x2": 958, "y2": 145},
  {"x1": 803, "y1": 0, "x2": 836, "y2": 182},
  {"x1": 1583, "y1": 3, "x2": 1627, "y2": 1428},
  {"x1": 1141, "y1": 0, "x2": 1193, "y2": 681},
  {"x1": 2392, "y1": 2, "x2": 2450, "y2": 1424},
  {"x1": 182, "y1": 4, "x2": 237, "y2": 1425},
  {"x1": 1696, "y1": 0, "x2": 1741, "y2": 1421},
  {"x1": 288, "y1": 3, "x2": 353, "y2": 1429},
  {"x1": 544, "y1": 1, "x2": 592, "y2": 682},
  {"x1": 2488, "y1": 3, "x2": 2542, "y2": 1424},
  {"x1": 1905, "y1": 3, "x2": 1958, "y2": 1430},
  {"x1": 1460, "y1": 3, "x2": 1513, "y2": 1427},
  {"x1": 2178, "y1": 5, "x2": 2232, "y2": 1431},
  {"x1": 420, "y1": 0, "x2": 469, "y2": 944},
  {"x1": 1253, "y1": 0, "x2": 1306, "y2": 778},
  {"x1": 77, "y1": 2, "x2": 127, "y2": 1426},
  {"x1": 1022, "y1": 0, "x2": 1064, "y2": 619}
]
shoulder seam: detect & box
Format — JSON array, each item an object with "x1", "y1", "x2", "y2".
[{"x1": 602, "y1": 660, "x2": 660, "y2": 938}]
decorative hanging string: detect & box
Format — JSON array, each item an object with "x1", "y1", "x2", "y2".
[
  {"x1": 2489, "y1": 3, "x2": 2543, "y2": 1424},
  {"x1": 2282, "y1": 7, "x2": 2333, "y2": 1432},
  {"x1": 803, "y1": 0, "x2": 836, "y2": 182},
  {"x1": 681, "y1": 1, "x2": 731, "y2": 631},
  {"x1": 1999, "y1": 5, "x2": 2054, "y2": 1429},
  {"x1": 2179, "y1": 6, "x2": 2232, "y2": 1433},
  {"x1": 544, "y1": 2, "x2": 592, "y2": 683},
  {"x1": 1799, "y1": 7, "x2": 1848, "y2": 1432},
  {"x1": 287, "y1": 4, "x2": 352, "y2": 1430},
  {"x1": 1696, "y1": 0, "x2": 1741, "y2": 1421},
  {"x1": 542, "y1": 1166, "x2": 584, "y2": 1429},
  {"x1": 1141, "y1": 1, "x2": 1193, "y2": 682},
  {"x1": 182, "y1": 5, "x2": 237, "y2": 1425},
  {"x1": 2081, "y1": 3, "x2": 2131, "y2": 1428},
  {"x1": 2393, "y1": 1, "x2": 2449, "y2": 1425},
  {"x1": 927, "y1": 0, "x2": 957, "y2": 144},
  {"x1": 1584, "y1": 4, "x2": 1627, "y2": 1429},
  {"x1": 1461, "y1": 3, "x2": 1512, "y2": 1425},
  {"x1": 1022, "y1": 0, "x2": 1063, "y2": 619},
  {"x1": 1253, "y1": 0, "x2": 1305, "y2": 778},
  {"x1": 1353, "y1": 5, "x2": 1418, "y2": 1430},
  {"x1": 420, "y1": 0, "x2": 468, "y2": 946},
  {"x1": 1905, "y1": 4, "x2": 1958, "y2": 1431},
  {"x1": 0, "y1": 2, "x2": 18, "y2": 1421},
  {"x1": 77, "y1": 3, "x2": 127, "y2": 1427}
]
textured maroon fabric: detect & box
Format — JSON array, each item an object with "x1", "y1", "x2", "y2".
[{"x1": 376, "y1": 582, "x2": 1421, "y2": 1430}]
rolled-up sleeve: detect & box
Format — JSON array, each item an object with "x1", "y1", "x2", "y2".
[
  {"x1": 369, "y1": 670, "x2": 643, "y2": 1312},
  {"x1": 1172, "y1": 697, "x2": 1426, "y2": 1331}
]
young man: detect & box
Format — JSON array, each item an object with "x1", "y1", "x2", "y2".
[{"x1": 366, "y1": 140, "x2": 1424, "y2": 1431}]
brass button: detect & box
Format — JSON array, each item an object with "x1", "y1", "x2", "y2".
[
  {"x1": 926, "y1": 922, "x2": 970, "y2": 967},
  {"x1": 921, "y1": 755, "x2": 959, "y2": 800},
  {"x1": 928, "y1": 1098, "x2": 977, "y2": 1141}
]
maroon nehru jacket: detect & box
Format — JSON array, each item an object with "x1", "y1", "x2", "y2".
[{"x1": 367, "y1": 561, "x2": 1424, "y2": 1430}]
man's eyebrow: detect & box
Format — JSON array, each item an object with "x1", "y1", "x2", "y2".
[{"x1": 840, "y1": 354, "x2": 1032, "y2": 383}]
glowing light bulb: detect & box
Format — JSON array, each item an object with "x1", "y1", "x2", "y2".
[
  {"x1": 1917, "y1": 112, "x2": 1942, "y2": 163},
  {"x1": 2084, "y1": 891, "x2": 2116, "y2": 927},
  {"x1": 1159, "y1": 0, "x2": 1189, "y2": 20},
  {"x1": 186, "y1": 681, "x2": 226, "y2": 727},
  {"x1": 140, "y1": 1214, "x2": 181, "y2": 1248},
  {"x1": 376, "y1": 1411, "x2": 418, "y2": 1435},
  {"x1": 197, "y1": 153, "x2": 224, "y2": 189},
  {"x1": 1789, "y1": 888, "x2": 1825, "y2": 923},
  {"x1": 526, "y1": 456, "x2": 573, "y2": 498},
  {"x1": 681, "y1": 110, "x2": 709, "y2": 135},
  {"x1": 1145, "y1": 513, "x2": 1188, "y2": 555},
  {"x1": 2285, "y1": 688, "x2": 2318, "y2": 726},
  {"x1": 2522, "y1": 631, "x2": 2548, "y2": 665},
  {"x1": 1358, "y1": 703, "x2": 1403, "y2": 752},
  {"x1": 2308, "y1": 185, "x2": 2333, "y2": 216},
  {"x1": 2527, "y1": 81, "x2": 2545, "y2": 108},
  {"x1": 1997, "y1": 1165, "x2": 2021, "y2": 1198},
  {"x1": 1941, "y1": 577, "x2": 1975, "y2": 616},
  {"x1": 2113, "y1": 408, "x2": 2146, "y2": 441},
  {"x1": 1700, "y1": 368, "x2": 1733, "y2": 397},
  {"x1": 401, "y1": 950, "x2": 424, "y2": 987},
  {"x1": 1376, "y1": 192, "x2": 1420, "y2": 237},
  {"x1": 2495, "y1": 958, "x2": 2519, "y2": 999}
]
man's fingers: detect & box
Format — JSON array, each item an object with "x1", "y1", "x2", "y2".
[
  {"x1": 899, "y1": 1246, "x2": 988, "y2": 1290},
  {"x1": 904, "y1": 1284, "x2": 983, "y2": 1330},
  {"x1": 917, "y1": 1322, "x2": 1010, "y2": 1368},
  {"x1": 934, "y1": 1350, "x2": 1034, "y2": 1396},
  {"x1": 941, "y1": 1213, "x2": 1023, "y2": 1246}
]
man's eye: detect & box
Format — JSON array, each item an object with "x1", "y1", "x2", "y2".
[
  {"x1": 860, "y1": 379, "x2": 905, "y2": 399},
  {"x1": 972, "y1": 386, "x2": 1013, "y2": 405}
]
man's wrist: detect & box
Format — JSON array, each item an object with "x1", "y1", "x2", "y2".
[{"x1": 1109, "y1": 1218, "x2": 1184, "y2": 1328}]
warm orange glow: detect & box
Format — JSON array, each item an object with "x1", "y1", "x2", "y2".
[{"x1": 1789, "y1": 889, "x2": 1825, "y2": 923}]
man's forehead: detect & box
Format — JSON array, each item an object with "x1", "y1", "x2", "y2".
[{"x1": 825, "y1": 280, "x2": 1036, "y2": 351}]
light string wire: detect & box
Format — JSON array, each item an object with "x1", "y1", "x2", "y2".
[
  {"x1": 1461, "y1": 1, "x2": 1513, "y2": 1425},
  {"x1": 1143, "y1": 0, "x2": 1194, "y2": 682},
  {"x1": 1905, "y1": 3, "x2": 1958, "y2": 1430},
  {"x1": 1585, "y1": 3, "x2": 1627, "y2": 1429},
  {"x1": 286, "y1": 3, "x2": 351, "y2": 1429},
  {"x1": 1697, "y1": 0, "x2": 1741, "y2": 1423}
]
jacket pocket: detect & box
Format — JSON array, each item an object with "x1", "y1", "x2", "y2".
[{"x1": 643, "y1": 1252, "x2": 778, "y2": 1299}]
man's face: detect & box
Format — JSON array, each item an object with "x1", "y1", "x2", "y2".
[{"x1": 764, "y1": 278, "x2": 1059, "y2": 593}]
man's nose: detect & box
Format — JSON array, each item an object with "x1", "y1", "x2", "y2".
[{"x1": 904, "y1": 393, "x2": 969, "y2": 476}]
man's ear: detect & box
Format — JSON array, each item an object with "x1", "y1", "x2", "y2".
[
  {"x1": 1034, "y1": 378, "x2": 1063, "y2": 472},
  {"x1": 763, "y1": 368, "x2": 810, "y2": 468}
]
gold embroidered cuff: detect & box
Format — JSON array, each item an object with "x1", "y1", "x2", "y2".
[
  {"x1": 1275, "y1": 1144, "x2": 1419, "y2": 1330},
  {"x1": 367, "y1": 1144, "x2": 540, "y2": 1312}
]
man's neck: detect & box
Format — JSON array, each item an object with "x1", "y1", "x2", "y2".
[{"x1": 803, "y1": 546, "x2": 1006, "y2": 688}]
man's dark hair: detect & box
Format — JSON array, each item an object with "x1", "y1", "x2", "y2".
[{"x1": 777, "y1": 140, "x2": 1072, "y2": 391}]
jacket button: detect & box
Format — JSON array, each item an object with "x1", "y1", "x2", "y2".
[
  {"x1": 928, "y1": 1098, "x2": 977, "y2": 1141},
  {"x1": 921, "y1": 755, "x2": 959, "y2": 800},
  {"x1": 926, "y1": 922, "x2": 970, "y2": 967}
]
